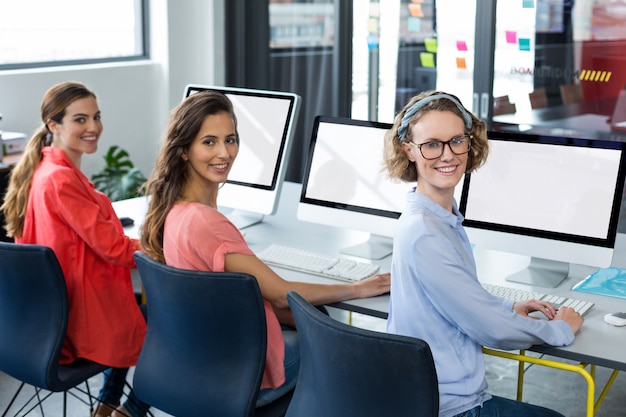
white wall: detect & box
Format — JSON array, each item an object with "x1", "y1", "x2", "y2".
[
  {"x1": 0, "y1": 0, "x2": 225, "y2": 179},
  {"x1": 166, "y1": 0, "x2": 225, "y2": 108}
]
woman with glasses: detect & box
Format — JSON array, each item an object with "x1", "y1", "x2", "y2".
[{"x1": 383, "y1": 91, "x2": 583, "y2": 417}]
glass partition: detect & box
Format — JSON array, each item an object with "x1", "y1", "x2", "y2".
[
  {"x1": 491, "y1": 0, "x2": 626, "y2": 141},
  {"x1": 351, "y1": 0, "x2": 477, "y2": 123}
]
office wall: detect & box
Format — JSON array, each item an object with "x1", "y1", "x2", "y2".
[
  {"x1": 0, "y1": 63, "x2": 165, "y2": 179},
  {"x1": 0, "y1": 0, "x2": 225, "y2": 180}
]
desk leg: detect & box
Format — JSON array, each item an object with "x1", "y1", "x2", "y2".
[
  {"x1": 511, "y1": 357, "x2": 618, "y2": 416},
  {"x1": 516, "y1": 353, "x2": 525, "y2": 401},
  {"x1": 482, "y1": 348, "x2": 596, "y2": 417},
  {"x1": 594, "y1": 369, "x2": 619, "y2": 415}
]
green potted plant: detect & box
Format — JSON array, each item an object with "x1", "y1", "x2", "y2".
[{"x1": 91, "y1": 145, "x2": 147, "y2": 202}]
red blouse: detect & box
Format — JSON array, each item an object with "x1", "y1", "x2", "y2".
[{"x1": 17, "y1": 147, "x2": 146, "y2": 367}]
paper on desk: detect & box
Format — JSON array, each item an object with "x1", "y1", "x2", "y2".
[{"x1": 572, "y1": 267, "x2": 626, "y2": 300}]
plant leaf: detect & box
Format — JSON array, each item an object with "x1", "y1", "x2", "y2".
[{"x1": 91, "y1": 146, "x2": 146, "y2": 201}]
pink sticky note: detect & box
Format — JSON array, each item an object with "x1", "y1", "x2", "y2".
[
  {"x1": 505, "y1": 31, "x2": 517, "y2": 44},
  {"x1": 456, "y1": 40, "x2": 468, "y2": 51}
]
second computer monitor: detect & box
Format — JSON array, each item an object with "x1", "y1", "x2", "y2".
[
  {"x1": 298, "y1": 116, "x2": 411, "y2": 259},
  {"x1": 460, "y1": 131, "x2": 626, "y2": 287},
  {"x1": 184, "y1": 84, "x2": 301, "y2": 228}
]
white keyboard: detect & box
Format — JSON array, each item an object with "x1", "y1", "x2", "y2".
[
  {"x1": 483, "y1": 283, "x2": 594, "y2": 316},
  {"x1": 257, "y1": 244, "x2": 380, "y2": 282}
]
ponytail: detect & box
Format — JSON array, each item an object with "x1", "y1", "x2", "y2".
[{"x1": 1, "y1": 125, "x2": 51, "y2": 237}]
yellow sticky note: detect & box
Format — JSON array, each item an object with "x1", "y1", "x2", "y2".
[
  {"x1": 420, "y1": 52, "x2": 435, "y2": 68},
  {"x1": 368, "y1": 17, "x2": 378, "y2": 33},
  {"x1": 424, "y1": 38, "x2": 437, "y2": 53}
]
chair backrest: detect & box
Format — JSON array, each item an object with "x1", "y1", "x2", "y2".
[
  {"x1": 493, "y1": 95, "x2": 517, "y2": 115},
  {"x1": 529, "y1": 87, "x2": 549, "y2": 109},
  {"x1": 285, "y1": 291, "x2": 439, "y2": 417},
  {"x1": 560, "y1": 83, "x2": 584, "y2": 105},
  {"x1": 0, "y1": 242, "x2": 69, "y2": 389},
  {"x1": 133, "y1": 252, "x2": 268, "y2": 417}
]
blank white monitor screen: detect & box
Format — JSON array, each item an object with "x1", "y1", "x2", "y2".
[
  {"x1": 184, "y1": 85, "x2": 301, "y2": 228},
  {"x1": 460, "y1": 131, "x2": 626, "y2": 287},
  {"x1": 298, "y1": 116, "x2": 410, "y2": 259}
]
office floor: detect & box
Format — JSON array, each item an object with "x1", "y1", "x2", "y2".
[
  {"x1": 1, "y1": 310, "x2": 624, "y2": 417},
  {"x1": 347, "y1": 311, "x2": 626, "y2": 417}
]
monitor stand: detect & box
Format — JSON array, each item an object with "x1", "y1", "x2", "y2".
[
  {"x1": 339, "y1": 234, "x2": 392, "y2": 260},
  {"x1": 505, "y1": 256, "x2": 569, "y2": 288},
  {"x1": 225, "y1": 210, "x2": 265, "y2": 230}
]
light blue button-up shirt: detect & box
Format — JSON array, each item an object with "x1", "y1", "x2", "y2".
[{"x1": 387, "y1": 192, "x2": 574, "y2": 417}]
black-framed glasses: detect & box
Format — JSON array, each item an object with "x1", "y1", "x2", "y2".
[{"x1": 408, "y1": 134, "x2": 472, "y2": 160}]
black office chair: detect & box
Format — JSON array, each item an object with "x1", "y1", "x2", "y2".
[
  {"x1": 0, "y1": 242, "x2": 108, "y2": 416},
  {"x1": 285, "y1": 291, "x2": 439, "y2": 417},
  {"x1": 132, "y1": 252, "x2": 292, "y2": 417}
]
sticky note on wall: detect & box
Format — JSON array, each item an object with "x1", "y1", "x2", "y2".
[
  {"x1": 456, "y1": 57, "x2": 467, "y2": 69},
  {"x1": 408, "y1": 3, "x2": 424, "y2": 17},
  {"x1": 424, "y1": 38, "x2": 437, "y2": 53},
  {"x1": 420, "y1": 52, "x2": 435, "y2": 68},
  {"x1": 408, "y1": 17, "x2": 421, "y2": 32},
  {"x1": 456, "y1": 40, "x2": 468, "y2": 51},
  {"x1": 505, "y1": 31, "x2": 517, "y2": 44},
  {"x1": 518, "y1": 38, "x2": 531, "y2": 51}
]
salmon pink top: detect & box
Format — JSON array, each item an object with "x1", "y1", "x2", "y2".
[{"x1": 163, "y1": 202, "x2": 285, "y2": 389}]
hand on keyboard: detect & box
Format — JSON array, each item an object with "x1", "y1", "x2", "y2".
[
  {"x1": 511, "y1": 297, "x2": 584, "y2": 334},
  {"x1": 257, "y1": 244, "x2": 381, "y2": 282},
  {"x1": 483, "y1": 283, "x2": 594, "y2": 317},
  {"x1": 512, "y1": 299, "x2": 558, "y2": 320}
]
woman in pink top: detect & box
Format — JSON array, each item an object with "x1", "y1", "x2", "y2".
[
  {"x1": 1, "y1": 81, "x2": 149, "y2": 417},
  {"x1": 140, "y1": 90, "x2": 391, "y2": 407}
]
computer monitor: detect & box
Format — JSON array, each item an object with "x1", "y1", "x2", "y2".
[
  {"x1": 184, "y1": 84, "x2": 301, "y2": 229},
  {"x1": 297, "y1": 116, "x2": 411, "y2": 260},
  {"x1": 460, "y1": 131, "x2": 626, "y2": 288}
]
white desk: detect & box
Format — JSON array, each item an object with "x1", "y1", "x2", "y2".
[
  {"x1": 112, "y1": 195, "x2": 149, "y2": 240},
  {"x1": 113, "y1": 181, "x2": 626, "y2": 367},
  {"x1": 114, "y1": 181, "x2": 626, "y2": 415}
]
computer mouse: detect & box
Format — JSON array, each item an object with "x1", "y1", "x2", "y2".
[{"x1": 119, "y1": 216, "x2": 135, "y2": 227}]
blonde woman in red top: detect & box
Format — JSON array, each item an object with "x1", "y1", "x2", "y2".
[{"x1": 1, "y1": 81, "x2": 148, "y2": 417}]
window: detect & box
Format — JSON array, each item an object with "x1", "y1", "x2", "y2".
[
  {"x1": 269, "y1": 0, "x2": 334, "y2": 49},
  {"x1": 0, "y1": 0, "x2": 148, "y2": 69}
]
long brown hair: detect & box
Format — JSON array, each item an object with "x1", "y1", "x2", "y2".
[
  {"x1": 140, "y1": 90, "x2": 238, "y2": 263},
  {"x1": 1, "y1": 81, "x2": 96, "y2": 238}
]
